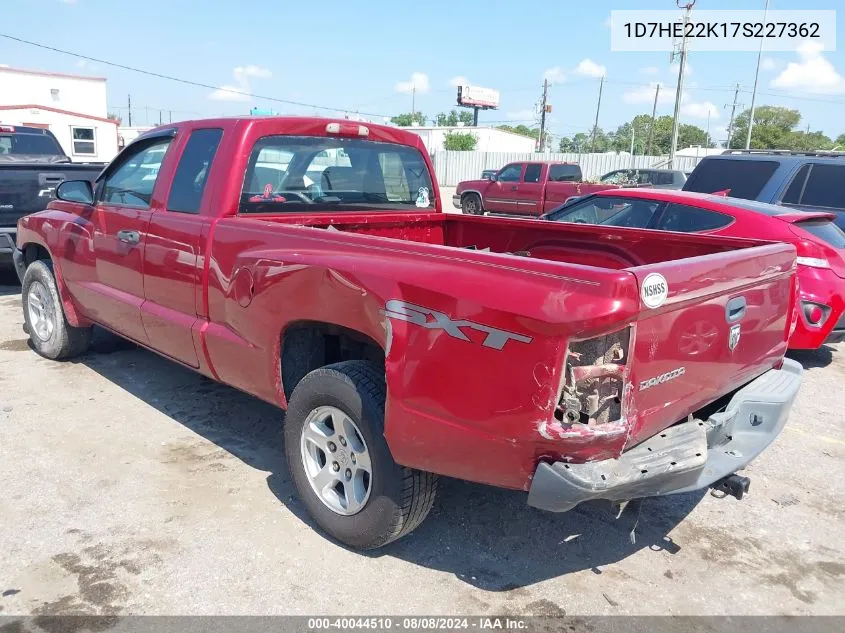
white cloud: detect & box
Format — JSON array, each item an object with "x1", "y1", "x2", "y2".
[
  {"x1": 639, "y1": 66, "x2": 659, "y2": 75},
  {"x1": 543, "y1": 66, "x2": 565, "y2": 85},
  {"x1": 623, "y1": 82, "x2": 674, "y2": 105},
  {"x1": 449, "y1": 76, "x2": 469, "y2": 88},
  {"x1": 60, "y1": 0, "x2": 77, "y2": 4},
  {"x1": 761, "y1": 57, "x2": 780, "y2": 72},
  {"x1": 235, "y1": 65, "x2": 271, "y2": 79},
  {"x1": 395, "y1": 72, "x2": 430, "y2": 94},
  {"x1": 506, "y1": 108, "x2": 537, "y2": 121},
  {"x1": 574, "y1": 59, "x2": 606, "y2": 79},
  {"x1": 681, "y1": 101, "x2": 720, "y2": 120},
  {"x1": 771, "y1": 42, "x2": 845, "y2": 94},
  {"x1": 209, "y1": 65, "x2": 272, "y2": 101}
]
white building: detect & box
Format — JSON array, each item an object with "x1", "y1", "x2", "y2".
[
  {"x1": 404, "y1": 125, "x2": 536, "y2": 153},
  {"x1": 118, "y1": 126, "x2": 156, "y2": 150},
  {"x1": 0, "y1": 67, "x2": 118, "y2": 162}
]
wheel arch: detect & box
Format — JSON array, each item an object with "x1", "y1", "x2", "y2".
[{"x1": 18, "y1": 240, "x2": 89, "y2": 328}]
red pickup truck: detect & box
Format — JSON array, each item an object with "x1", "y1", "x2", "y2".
[
  {"x1": 14, "y1": 117, "x2": 803, "y2": 550},
  {"x1": 454, "y1": 161, "x2": 621, "y2": 216}
]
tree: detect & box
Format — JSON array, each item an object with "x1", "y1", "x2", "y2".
[
  {"x1": 391, "y1": 112, "x2": 426, "y2": 127},
  {"x1": 834, "y1": 134, "x2": 845, "y2": 149},
  {"x1": 729, "y1": 106, "x2": 798, "y2": 149},
  {"x1": 497, "y1": 124, "x2": 539, "y2": 139},
  {"x1": 107, "y1": 112, "x2": 122, "y2": 125},
  {"x1": 435, "y1": 109, "x2": 474, "y2": 126},
  {"x1": 558, "y1": 137, "x2": 576, "y2": 152},
  {"x1": 587, "y1": 126, "x2": 612, "y2": 152},
  {"x1": 442, "y1": 131, "x2": 478, "y2": 151},
  {"x1": 678, "y1": 123, "x2": 713, "y2": 150}
]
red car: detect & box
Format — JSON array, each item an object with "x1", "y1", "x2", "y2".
[{"x1": 543, "y1": 188, "x2": 845, "y2": 349}]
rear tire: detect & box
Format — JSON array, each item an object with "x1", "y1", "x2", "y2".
[
  {"x1": 21, "y1": 260, "x2": 92, "y2": 360},
  {"x1": 284, "y1": 360, "x2": 437, "y2": 549},
  {"x1": 461, "y1": 193, "x2": 483, "y2": 215}
]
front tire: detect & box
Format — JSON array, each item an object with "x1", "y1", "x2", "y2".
[
  {"x1": 284, "y1": 361, "x2": 437, "y2": 549},
  {"x1": 21, "y1": 260, "x2": 92, "y2": 360},
  {"x1": 461, "y1": 193, "x2": 483, "y2": 215}
]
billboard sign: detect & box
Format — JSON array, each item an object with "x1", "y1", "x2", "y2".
[{"x1": 457, "y1": 85, "x2": 500, "y2": 109}]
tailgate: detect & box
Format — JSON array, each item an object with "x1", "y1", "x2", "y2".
[
  {"x1": 0, "y1": 164, "x2": 100, "y2": 226},
  {"x1": 624, "y1": 242, "x2": 797, "y2": 445}
]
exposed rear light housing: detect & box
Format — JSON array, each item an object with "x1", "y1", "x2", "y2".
[
  {"x1": 0, "y1": 125, "x2": 14, "y2": 132},
  {"x1": 326, "y1": 122, "x2": 369, "y2": 137}
]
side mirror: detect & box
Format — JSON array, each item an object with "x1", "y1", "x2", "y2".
[
  {"x1": 489, "y1": 173, "x2": 498, "y2": 182},
  {"x1": 56, "y1": 179, "x2": 94, "y2": 205}
]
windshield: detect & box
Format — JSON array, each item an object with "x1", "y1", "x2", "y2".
[
  {"x1": 240, "y1": 136, "x2": 434, "y2": 213},
  {"x1": 0, "y1": 133, "x2": 65, "y2": 156},
  {"x1": 546, "y1": 196, "x2": 663, "y2": 228}
]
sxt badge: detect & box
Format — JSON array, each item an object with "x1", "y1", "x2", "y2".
[{"x1": 382, "y1": 300, "x2": 532, "y2": 351}]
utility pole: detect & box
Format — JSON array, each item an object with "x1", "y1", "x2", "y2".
[
  {"x1": 538, "y1": 78, "x2": 549, "y2": 153},
  {"x1": 629, "y1": 124, "x2": 636, "y2": 169},
  {"x1": 127, "y1": 94, "x2": 132, "y2": 127},
  {"x1": 411, "y1": 86, "x2": 416, "y2": 122},
  {"x1": 746, "y1": 0, "x2": 770, "y2": 149},
  {"x1": 646, "y1": 83, "x2": 661, "y2": 156},
  {"x1": 159, "y1": 110, "x2": 162, "y2": 125},
  {"x1": 669, "y1": 0, "x2": 695, "y2": 168},
  {"x1": 590, "y1": 75, "x2": 605, "y2": 153},
  {"x1": 168, "y1": 110, "x2": 172, "y2": 123},
  {"x1": 725, "y1": 83, "x2": 742, "y2": 149}
]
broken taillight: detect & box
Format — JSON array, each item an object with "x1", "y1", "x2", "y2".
[{"x1": 557, "y1": 327, "x2": 632, "y2": 427}]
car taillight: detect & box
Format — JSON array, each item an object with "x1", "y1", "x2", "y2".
[
  {"x1": 794, "y1": 239, "x2": 831, "y2": 269},
  {"x1": 802, "y1": 301, "x2": 829, "y2": 327}
]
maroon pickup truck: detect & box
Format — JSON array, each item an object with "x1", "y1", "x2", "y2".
[
  {"x1": 454, "y1": 161, "x2": 621, "y2": 216},
  {"x1": 14, "y1": 117, "x2": 803, "y2": 550}
]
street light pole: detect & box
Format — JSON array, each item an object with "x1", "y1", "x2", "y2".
[{"x1": 669, "y1": 0, "x2": 695, "y2": 169}]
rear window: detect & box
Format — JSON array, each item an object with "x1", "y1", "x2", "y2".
[
  {"x1": 794, "y1": 218, "x2": 845, "y2": 248},
  {"x1": 798, "y1": 164, "x2": 845, "y2": 210},
  {"x1": 656, "y1": 203, "x2": 733, "y2": 232},
  {"x1": 549, "y1": 164, "x2": 581, "y2": 182},
  {"x1": 684, "y1": 158, "x2": 778, "y2": 200},
  {"x1": 240, "y1": 136, "x2": 434, "y2": 213},
  {"x1": 0, "y1": 133, "x2": 64, "y2": 156}
]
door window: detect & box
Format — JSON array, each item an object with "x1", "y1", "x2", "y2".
[
  {"x1": 524, "y1": 164, "x2": 542, "y2": 183},
  {"x1": 797, "y1": 164, "x2": 845, "y2": 210},
  {"x1": 101, "y1": 137, "x2": 172, "y2": 208},
  {"x1": 167, "y1": 128, "x2": 223, "y2": 214},
  {"x1": 497, "y1": 164, "x2": 523, "y2": 182}
]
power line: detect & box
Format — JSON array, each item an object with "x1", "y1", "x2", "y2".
[{"x1": 0, "y1": 32, "x2": 393, "y2": 119}]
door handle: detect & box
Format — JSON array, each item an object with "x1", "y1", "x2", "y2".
[{"x1": 117, "y1": 230, "x2": 140, "y2": 245}]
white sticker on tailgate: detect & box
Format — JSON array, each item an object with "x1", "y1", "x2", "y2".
[{"x1": 641, "y1": 272, "x2": 669, "y2": 308}]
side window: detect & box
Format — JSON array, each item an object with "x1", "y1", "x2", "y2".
[
  {"x1": 656, "y1": 203, "x2": 733, "y2": 232},
  {"x1": 549, "y1": 164, "x2": 582, "y2": 182},
  {"x1": 101, "y1": 137, "x2": 172, "y2": 208},
  {"x1": 166, "y1": 129, "x2": 223, "y2": 214},
  {"x1": 781, "y1": 165, "x2": 810, "y2": 205},
  {"x1": 71, "y1": 126, "x2": 96, "y2": 156},
  {"x1": 497, "y1": 164, "x2": 523, "y2": 182},
  {"x1": 524, "y1": 164, "x2": 542, "y2": 183},
  {"x1": 797, "y1": 164, "x2": 845, "y2": 210}
]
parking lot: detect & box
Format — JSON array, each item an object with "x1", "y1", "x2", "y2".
[{"x1": 1, "y1": 268, "x2": 844, "y2": 616}]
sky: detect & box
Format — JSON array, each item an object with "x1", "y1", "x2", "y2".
[{"x1": 1, "y1": 0, "x2": 845, "y2": 145}]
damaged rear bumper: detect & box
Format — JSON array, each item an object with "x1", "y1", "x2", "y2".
[{"x1": 527, "y1": 358, "x2": 803, "y2": 512}]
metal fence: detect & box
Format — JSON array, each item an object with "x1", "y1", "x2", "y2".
[{"x1": 431, "y1": 151, "x2": 705, "y2": 186}]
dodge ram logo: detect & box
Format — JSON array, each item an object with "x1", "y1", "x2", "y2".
[
  {"x1": 728, "y1": 324, "x2": 741, "y2": 351},
  {"x1": 382, "y1": 300, "x2": 533, "y2": 351}
]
